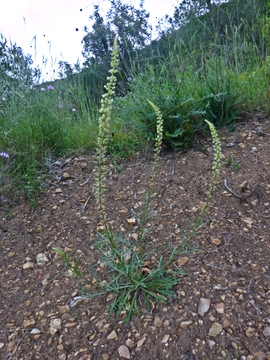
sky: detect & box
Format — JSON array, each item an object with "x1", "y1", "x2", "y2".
[{"x1": 0, "y1": 0, "x2": 178, "y2": 82}]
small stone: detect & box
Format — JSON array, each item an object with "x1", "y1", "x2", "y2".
[
  {"x1": 55, "y1": 188, "x2": 62, "y2": 193},
  {"x1": 137, "y1": 337, "x2": 146, "y2": 348},
  {"x1": 127, "y1": 217, "x2": 136, "y2": 225},
  {"x1": 36, "y1": 226, "x2": 43, "y2": 233},
  {"x1": 0, "y1": 343, "x2": 4, "y2": 349},
  {"x1": 214, "y1": 302, "x2": 225, "y2": 314},
  {"x1": 177, "y1": 257, "x2": 189, "y2": 266},
  {"x1": 211, "y1": 238, "x2": 221, "y2": 246},
  {"x1": 102, "y1": 354, "x2": 110, "y2": 360},
  {"x1": 107, "y1": 330, "x2": 117, "y2": 340},
  {"x1": 198, "y1": 298, "x2": 210, "y2": 316},
  {"x1": 23, "y1": 318, "x2": 35, "y2": 328},
  {"x1": 125, "y1": 339, "x2": 136, "y2": 349},
  {"x1": 30, "y1": 328, "x2": 41, "y2": 335},
  {"x1": 118, "y1": 345, "x2": 130, "y2": 359},
  {"x1": 23, "y1": 261, "x2": 34, "y2": 269},
  {"x1": 208, "y1": 322, "x2": 223, "y2": 337},
  {"x1": 245, "y1": 327, "x2": 255, "y2": 337},
  {"x1": 153, "y1": 315, "x2": 163, "y2": 327},
  {"x1": 58, "y1": 306, "x2": 69, "y2": 314},
  {"x1": 49, "y1": 318, "x2": 61, "y2": 335},
  {"x1": 180, "y1": 320, "x2": 192, "y2": 328},
  {"x1": 62, "y1": 172, "x2": 70, "y2": 179},
  {"x1": 161, "y1": 334, "x2": 170, "y2": 343},
  {"x1": 36, "y1": 253, "x2": 49, "y2": 266},
  {"x1": 208, "y1": 340, "x2": 215, "y2": 348},
  {"x1": 254, "y1": 352, "x2": 266, "y2": 360},
  {"x1": 263, "y1": 326, "x2": 270, "y2": 337},
  {"x1": 222, "y1": 319, "x2": 230, "y2": 328},
  {"x1": 80, "y1": 162, "x2": 87, "y2": 169}
]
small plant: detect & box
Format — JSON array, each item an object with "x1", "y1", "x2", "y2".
[
  {"x1": 54, "y1": 38, "x2": 222, "y2": 322},
  {"x1": 226, "y1": 156, "x2": 240, "y2": 170}
]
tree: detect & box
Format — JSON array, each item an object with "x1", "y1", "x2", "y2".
[
  {"x1": 157, "y1": 0, "x2": 227, "y2": 35},
  {"x1": 82, "y1": 0, "x2": 152, "y2": 73},
  {"x1": 0, "y1": 35, "x2": 40, "y2": 99}
]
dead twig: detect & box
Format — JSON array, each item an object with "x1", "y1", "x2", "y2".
[{"x1": 224, "y1": 179, "x2": 242, "y2": 199}]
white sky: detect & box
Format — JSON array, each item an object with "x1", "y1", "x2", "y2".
[{"x1": 0, "y1": 0, "x2": 177, "y2": 81}]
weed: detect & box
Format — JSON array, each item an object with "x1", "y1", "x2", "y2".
[
  {"x1": 226, "y1": 156, "x2": 240, "y2": 170},
  {"x1": 54, "y1": 39, "x2": 222, "y2": 322}
]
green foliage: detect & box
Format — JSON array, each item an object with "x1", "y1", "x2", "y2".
[
  {"x1": 82, "y1": 0, "x2": 152, "y2": 94},
  {"x1": 0, "y1": 35, "x2": 40, "y2": 99}
]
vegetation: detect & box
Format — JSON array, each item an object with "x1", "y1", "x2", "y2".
[{"x1": 0, "y1": 0, "x2": 269, "y2": 203}]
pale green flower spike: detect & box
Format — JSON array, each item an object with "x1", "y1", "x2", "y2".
[
  {"x1": 147, "y1": 100, "x2": 164, "y2": 188},
  {"x1": 201, "y1": 120, "x2": 222, "y2": 218},
  {"x1": 94, "y1": 37, "x2": 119, "y2": 228}
]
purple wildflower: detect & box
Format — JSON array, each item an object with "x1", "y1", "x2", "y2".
[
  {"x1": 0, "y1": 152, "x2": 9, "y2": 158},
  {"x1": 40, "y1": 87, "x2": 45, "y2": 92},
  {"x1": 47, "y1": 85, "x2": 54, "y2": 90},
  {"x1": 72, "y1": 108, "x2": 76, "y2": 112}
]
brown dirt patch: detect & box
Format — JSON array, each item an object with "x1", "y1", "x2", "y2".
[{"x1": 1, "y1": 114, "x2": 270, "y2": 360}]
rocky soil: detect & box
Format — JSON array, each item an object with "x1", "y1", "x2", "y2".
[{"x1": 0, "y1": 113, "x2": 270, "y2": 360}]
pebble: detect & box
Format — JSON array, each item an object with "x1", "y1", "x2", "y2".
[
  {"x1": 208, "y1": 340, "x2": 215, "y2": 348},
  {"x1": 198, "y1": 298, "x2": 210, "y2": 316},
  {"x1": 23, "y1": 261, "x2": 34, "y2": 269},
  {"x1": 118, "y1": 345, "x2": 130, "y2": 359},
  {"x1": 62, "y1": 172, "x2": 70, "y2": 179},
  {"x1": 125, "y1": 338, "x2": 136, "y2": 348},
  {"x1": 107, "y1": 330, "x2": 117, "y2": 340},
  {"x1": 254, "y1": 352, "x2": 266, "y2": 360},
  {"x1": 137, "y1": 336, "x2": 146, "y2": 347},
  {"x1": 153, "y1": 315, "x2": 163, "y2": 327},
  {"x1": 101, "y1": 354, "x2": 110, "y2": 360},
  {"x1": 208, "y1": 322, "x2": 223, "y2": 337},
  {"x1": 214, "y1": 302, "x2": 225, "y2": 314},
  {"x1": 23, "y1": 318, "x2": 35, "y2": 328},
  {"x1": 263, "y1": 326, "x2": 270, "y2": 337},
  {"x1": 36, "y1": 253, "x2": 49, "y2": 266},
  {"x1": 161, "y1": 334, "x2": 170, "y2": 343},
  {"x1": 177, "y1": 257, "x2": 189, "y2": 266},
  {"x1": 180, "y1": 320, "x2": 192, "y2": 328},
  {"x1": 49, "y1": 318, "x2": 62, "y2": 335},
  {"x1": 211, "y1": 238, "x2": 221, "y2": 246}
]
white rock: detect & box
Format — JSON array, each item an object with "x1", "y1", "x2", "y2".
[
  {"x1": 161, "y1": 334, "x2": 170, "y2": 343},
  {"x1": 30, "y1": 328, "x2": 41, "y2": 335},
  {"x1": 36, "y1": 253, "x2": 49, "y2": 266},
  {"x1": 49, "y1": 318, "x2": 61, "y2": 335},
  {"x1": 23, "y1": 261, "x2": 34, "y2": 269},
  {"x1": 118, "y1": 345, "x2": 130, "y2": 359},
  {"x1": 137, "y1": 337, "x2": 146, "y2": 348},
  {"x1": 263, "y1": 326, "x2": 270, "y2": 337},
  {"x1": 107, "y1": 330, "x2": 117, "y2": 340},
  {"x1": 198, "y1": 298, "x2": 210, "y2": 316}
]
